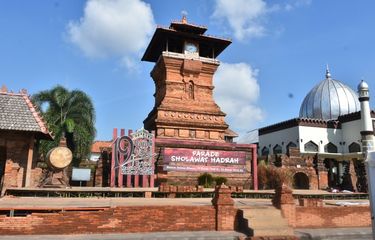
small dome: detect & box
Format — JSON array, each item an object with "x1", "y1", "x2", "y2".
[
  {"x1": 358, "y1": 80, "x2": 369, "y2": 92},
  {"x1": 299, "y1": 69, "x2": 360, "y2": 120}
]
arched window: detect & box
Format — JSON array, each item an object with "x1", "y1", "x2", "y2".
[
  {"x1": 188, "y1": 81, "x2": 194, "y2": 99},
  {"x1": 304, "y1": 141, "x2": 318, "y2": 152},
  {"x1": 324, "y1": 142, "x2": 338, "y2": 153},
  {"x1": 261, "y1": 147, "x2": 269, "y2": 156},
  {"x1": 273, "y1": 144, "x2": 282, "y2": 154},
  {"x1": 348, "y1": 142, "x2": 361, "y2": 153},
  {"x1": 293, "y1": 172, "x2": 310, "y2": 189}
]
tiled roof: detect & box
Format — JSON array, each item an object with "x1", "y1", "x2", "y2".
[
  {"x1": 0, "y1": 87, "x2": 52, "y2": 139},
  {"x1": 224, "y1": 128, "x2": 238, "y2": 137},
  {"x1": 91, "y1": 141, "x2": 112, "y2": 153}
]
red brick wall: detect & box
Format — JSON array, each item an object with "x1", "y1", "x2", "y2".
[
  {"x1": 0, "y1": 131, "x2": 41, "y2": 191},
  {"x1": 0, "y1": 184, "x2": 238, "y2": 235},
  {"x1": 0, "y1": 206, "x2": 216, "y2": 235},
  {"x1": 276, "y1": 186, "x2": 371, "y2": 229},
  {"x1": 280, "y1": 200, "x2": 371, "y2": 228},
  {"x1": 295, "y1": 206, "x2": 371, "y2": 228}
]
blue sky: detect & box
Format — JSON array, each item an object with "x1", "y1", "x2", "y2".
[{"x1": 0, "y1": 0, "x2": 374, "y2": 140}]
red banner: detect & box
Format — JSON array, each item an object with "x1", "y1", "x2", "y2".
[
  {"x1": 162, "y1": 148, "x2": 247, "y2": 173},
  {"x1": 164, "y1": 165, "x2": 246, "y2": 173}
]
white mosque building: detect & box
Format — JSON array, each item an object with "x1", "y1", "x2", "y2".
[{"x1": 256, "y1": 68, "x2": 374, "y2": 191}]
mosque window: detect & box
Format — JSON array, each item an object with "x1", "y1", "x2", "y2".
[
  {"x1": 324, "y1": 142, "x2": 338, "y2": 153},
  {"x1": 273, "y1": 144, "x2": 282, "y2": 154},
  {"x1": 304, "y1": 141, "x2": 318, "y2": 152},
  {"x1": 348, "y1": 142, "x2": 361, "y2": 153},
  {"x1": 261, "y1": 147, "x2": 269, "y2": 156}
]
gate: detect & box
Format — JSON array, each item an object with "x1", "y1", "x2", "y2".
[{"x1": 110, "y1": 128, "x2": 155, "y2": 188}]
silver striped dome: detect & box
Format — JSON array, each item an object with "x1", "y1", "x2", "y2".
[{"x1": 299, "y1": 68, "x2": 360, "y2": 120}]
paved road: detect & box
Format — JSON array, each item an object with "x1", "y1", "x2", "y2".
[{"x1": 0, "y1": 228, "x2": 371, "y2": 240}]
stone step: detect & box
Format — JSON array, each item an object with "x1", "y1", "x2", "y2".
[
  {"x1": 255, "y1": 227, "x2": 294, "y2": 237},
  {"x1": 239, "y1": 206, "x2": 294, "y2": 237},
  {"x1": 246, "y1": 220, "x2": 290, "y2": 229},
  {"x1": 243, "y1": 210, "x2": 283, "y2": 219}
]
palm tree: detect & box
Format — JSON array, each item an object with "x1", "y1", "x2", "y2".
[{"x1": 32, "y1": 85, "x2": 96, "y2": 166}]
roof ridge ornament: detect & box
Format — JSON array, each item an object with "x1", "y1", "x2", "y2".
[
  {"x1": 1, "y1": 85, "x2": 7, "y2": 93},
  {"x1": 326, "y1": 64, "x2": 331, "y2": 79}
]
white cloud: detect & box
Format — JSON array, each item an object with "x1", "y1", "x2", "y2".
[
  {"x1": 67, "y1": 0, "x2": 155, "y2": 67},
  {"x1": 212, "y1": 0, "x2": 311, "y2": 41},
  {"x1": 214, "y1": 62, "x2": 264, "y2": 136},
  {"x1": 212, "y1": 0, "x2": 268, "y2": 41},
  {"x1": 284, "y1": 0, "x2": 312, "y2": 11}
]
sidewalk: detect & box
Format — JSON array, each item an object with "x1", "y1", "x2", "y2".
[
  {"x1": 0, "y1": 196, "x2": 272, "y2": 208},
  {"x1": 0, "y1": 231, "x2": 245, "y2": 240},
  {"x1": 295, "y1": 227, "x2": 372, "y2": 240}
]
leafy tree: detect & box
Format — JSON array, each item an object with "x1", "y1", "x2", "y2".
[
  {"x1": 214, "y1": 176, "x2": 228, "y2": 186},
  {"x1": 257, "y1": 160, "x2": 293, "y2": 189},
  {"x1": 32, "y1": 85, "x2": 96, "y2": 166},
  {"x1": 198, "y1": 173, "x2": 214, "y2": 188}
]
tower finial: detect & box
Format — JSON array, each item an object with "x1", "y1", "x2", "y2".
[
  {"x1": 326, "y1": 64, "x2": 331, "y2": 79},
  {"x1": 181, "y1": 10, "x2": 188, "y2": 24}
]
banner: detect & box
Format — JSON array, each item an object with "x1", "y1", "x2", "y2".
[{"x1": 163, "y1": 148, "x2": 247, "y2": 173}]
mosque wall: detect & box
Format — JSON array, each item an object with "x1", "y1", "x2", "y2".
[
  {"x1": 299, "y1": 126, "x2": 342, "y2": 153},
  {"x1": 259, "y1": 125, "x2": 348, "y2": 154},
  {"x1": 341, "y1": 119, "x2": 362, "y2": 153},
  {"x1": 258, "y1": 126, "x2": 299, "y2": 155}
]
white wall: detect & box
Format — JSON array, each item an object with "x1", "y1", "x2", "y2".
[
  {"x1": 258, "y1": 116, "x2": 375, "y2": 156},
  {"x1": 341, "y1": 119, "x2": 362, "y2": 153},
  {"x1": 299, "y1": 126, "x2": 343, "y2": 153},
  {"x1": 259, "y1": 126, "x2": 299, "y2": 155}
]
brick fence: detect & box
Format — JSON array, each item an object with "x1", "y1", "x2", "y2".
[
  {"x1": 0, "y1": 184, "x2": 238, "y2": 235},
  {"x1": 274, "y1": 184, "x2": 371, "y2": 228}
]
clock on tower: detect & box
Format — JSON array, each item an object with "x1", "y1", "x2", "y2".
[{"x1": 184, "y1": 41, "x2": 198, "y2": 55}]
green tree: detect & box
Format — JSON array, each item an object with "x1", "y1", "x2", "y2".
[{"x1": 32, "y1": 85, "x2": 96, "y2": 166}]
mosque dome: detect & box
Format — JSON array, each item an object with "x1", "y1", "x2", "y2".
[{"x1": 299, "y1": 67, "x2": 360, "y2": 120}]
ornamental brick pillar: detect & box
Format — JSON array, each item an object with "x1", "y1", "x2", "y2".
[
  {"x1": 95, "y1": 158, "x2": 103, "y2": 187},
  {"x1": 350, "y1": 160, "x2": 358, "y2": 192},
  {"x1": 272, "y1": 184, "x2": 296, "y2": 227},
  {"x1": 25, "y1": 136, "x2": 35, "y2": 187},
  {"x1": 317, "y1": 158, "x2": 328, "y2": 189},
  {"x1": 110, "y1": 128, "x2": 117, "y2": 188},
  {"x1": 212, "y1": 184, "x2": 236, "y2": 231},
  {"x1": 252, "y1": 145, "x2": 258, "y2": 190}
]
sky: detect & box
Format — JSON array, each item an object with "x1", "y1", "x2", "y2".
[{"x1": 0, "y1": 0, "x2": 374, "y2": 141}]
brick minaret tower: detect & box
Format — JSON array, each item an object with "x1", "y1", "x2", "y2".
[{"x1": 142, "y1": 16, "x2": 236, "y2": 142}]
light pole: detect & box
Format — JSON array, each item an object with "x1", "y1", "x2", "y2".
[{"x1": 358, "y1": 80, "x2": 375, "y2": 237}]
